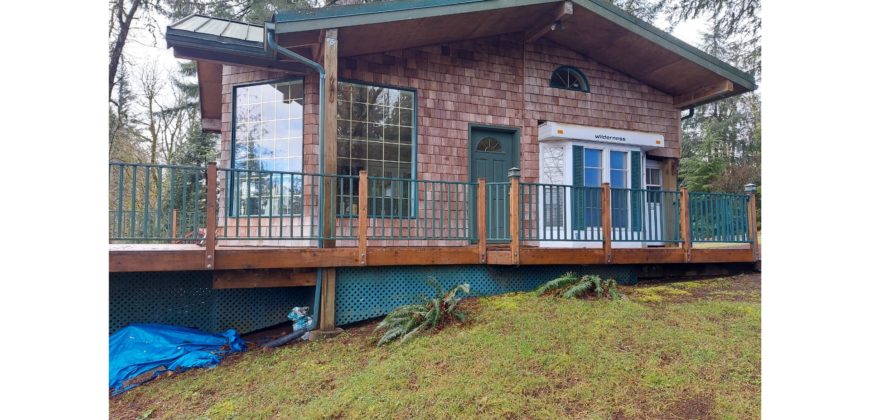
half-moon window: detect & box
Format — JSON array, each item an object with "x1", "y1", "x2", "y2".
[
  {"x1": 550, "y1": 65, "x2": 590, "y2": 93},
  {"x1": 476, "y1": 137, "x2": 503, "y2": 152}
]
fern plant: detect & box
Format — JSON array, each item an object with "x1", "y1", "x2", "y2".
[
  {"x1": 534, "y1": 273, "x2": 620, "y2": 301},
  {"x1": 375, "y1": 280, "x2": 471, "y2": 346}
]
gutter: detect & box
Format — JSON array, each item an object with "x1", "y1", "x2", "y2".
[{"x1": 264, "y1": 21, "x2": 327, "y2": 328}]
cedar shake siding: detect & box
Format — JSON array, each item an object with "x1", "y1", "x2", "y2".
[{"x1": 219, "y1": 33, "x2": 680, "y2": 187}]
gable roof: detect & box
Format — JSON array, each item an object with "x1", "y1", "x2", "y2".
[{"x1": 167, "y1": 0, "x2": 756, "y2": 120}]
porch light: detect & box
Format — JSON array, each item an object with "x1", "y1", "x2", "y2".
[{"x1": 744, "y1": 183, "x2": 757, "y2": 193}]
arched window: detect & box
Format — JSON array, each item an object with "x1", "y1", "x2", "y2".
[
  {"x1": 476, "y1": 137, "x2": 503, "y2": 153},
  {"x1": 549, "y1": 66, "x2": 590, "y2": 93}
]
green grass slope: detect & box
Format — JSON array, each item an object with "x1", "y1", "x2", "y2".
[{"x1": 111, "y1": 274, "x2": 760, "y2": 419}]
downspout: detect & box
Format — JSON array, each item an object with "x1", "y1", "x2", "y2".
[{"x1": 265, "y1": 22, "x2": 327, "y2": 328}]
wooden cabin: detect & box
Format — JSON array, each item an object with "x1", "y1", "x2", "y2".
[{"x1": 109, "y1": 0, "x2": 758, "y2": 334}]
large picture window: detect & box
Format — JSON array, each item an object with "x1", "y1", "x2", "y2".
[
  {"x1": 337, "y1": 81, "x2": 415, "y2": 216},
  {"x1": 232, "y1": 79, "x2": 304, "y2": 216}
]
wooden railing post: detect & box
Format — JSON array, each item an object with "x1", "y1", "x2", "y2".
[
  {"x1": 601, "y1": 183, "x2": 612, "y2": 263},
  {"x1": 509, "y1": 168, "x2": 521, "y2": 265},
  {"x1": 680, "y1": 188, "x2": 691, "y2": 262},
  {"x1": 477, "y1": 179, "x2": 487, "y2": 264},
  {"x1": 358, "y1": 171, "x2": 368, "y2": 265},
  {"x1": 745, "y1": 183, "x2": 759, "y2": 260},
  {"x1": 205, "y1": 162, "x2": 217, "y2": 270}
]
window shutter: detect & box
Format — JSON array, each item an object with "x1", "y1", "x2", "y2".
[
  {"x1": 631, "y1": 151, "x2": 642, "y2": 232},
  {"x1": 572, "y1": 145, "x2": 584, "y2": 230}
]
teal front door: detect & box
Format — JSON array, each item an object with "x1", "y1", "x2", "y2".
[{"x1": 470, "y1": 128, "x2": 516, "y2": 242}]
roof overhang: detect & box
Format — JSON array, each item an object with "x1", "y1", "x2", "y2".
[
  {"x1": 167, "y1": 0, "x2": 757, "y2": 125},
  {"x1": 272, "y1": 0, "x2": 756, "y2": 107},
  {"x1": 166, "y1": 15, "x2": 310, "y2": 122}
]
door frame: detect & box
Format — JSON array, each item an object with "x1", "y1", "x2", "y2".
[
  {"x1": 467, "y1": 124, "x2": 521, "y2": 243},
  {"x1": 467, "y1": 123, "x2": 521, "y2": 182}
]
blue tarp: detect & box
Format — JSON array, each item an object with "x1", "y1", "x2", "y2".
[{"x1": 109, "y1": 324, "x2": 246, "y2": 395}]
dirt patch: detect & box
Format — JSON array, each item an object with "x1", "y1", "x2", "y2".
[
  {"x1": 625, "y1": 273, "x2": 760, "y2": 304},
  {"x1": 664, "y1": 394, "x2": 715, "y2": 419}
]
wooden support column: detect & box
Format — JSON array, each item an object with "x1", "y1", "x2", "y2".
[
  {"x1": 680, "y1": 188, "x2": 692, "y2": 262},
  {"x1": 358, "y1": 171, "x2": 368, "y2": 265},
  {"x1": 748, "y1": 193, "x2": 759, "y2": 260},
  {"x1": 322, "y1": 28, "x2": 338, "y2": 247},
  {"x1": 319, "y1": 268, "x2": 337, "y2": 331},
  {"x1": 601, "y1": 183, "x2": 612, "y2": 263},
  {"x1": 477, "y1": 179, "x2": 487, "y2": 263},
  {"x1": 205, "y1": 162, "x2": 217, "y2": 269},
  {"x1": 509, "y1": 168, "x2": 520, "y2": 265},
  {"x1": 661, "y1": 158, "x2": 680, "y2": 247}
]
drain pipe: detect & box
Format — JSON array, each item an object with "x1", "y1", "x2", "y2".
[{"x1": 265, "y1": 22, "x2": 327, "y2": 328}]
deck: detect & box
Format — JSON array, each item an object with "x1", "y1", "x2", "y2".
[{"x1": 109, "y1": 162, "x2": 760, "y2": 273}]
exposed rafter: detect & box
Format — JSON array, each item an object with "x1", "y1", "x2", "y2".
[
  {"x1": 525, "y1": 1, "x2": 573, "y2": 43},
  {"x1": 673, "y1": 80, "x2": 735, "y2": 109}
]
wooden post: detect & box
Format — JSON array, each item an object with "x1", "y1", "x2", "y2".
[
  {"x1": 601, "y1": 183, "x2": 612, "y2": 263},
  {"x1": 319, "y1": 268, "x2": 336, "y2": 331},
  {"x1": 661, "y1": 158, "x2": 680, "y2": 246},
  {"x1": 509, "y1": 168, "x2": 520, "y2": 265},
  {"x1": 477, "y1": 179, "x2": 487, "y2": 263},
  {"x1": 322, "y1": 28, "x2": 339, "y2": 248},
  {"x1": 680, "y1": 188, "x2": 692, "y2": 262},
  {"x1": 358, "y1": 171, "x2": 368, "y2": 265},
  {"x1": 205, "y1": 162, "x2": 217, "y2": 269},
  {"x1": 748, "y1": 192, "x2": 759, "y2": 260}
]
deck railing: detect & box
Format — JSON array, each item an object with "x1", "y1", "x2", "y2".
[
  {"x1": 518, "y1": 183, "x2": 604, "y2": 242},
  {"x1": 367, "y1": 176, "x2": 474, "y2": 242},
  {"x1": 109, "y1": 162, "x2": 207, "y2": 243},
  {"x1": 108, "y1": 162, "x2": 758, "y2": 257},
  {"x1": 688, "y1": 191, "x2": 751, "y2": 243},
  {"x1": 610, "y1": 188, "x2": 682, "y2": 243}
]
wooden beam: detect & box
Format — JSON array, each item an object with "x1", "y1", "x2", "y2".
[
  {"x1": 358, "y1": 170, "x2": 368, "y2": 265},
  {"x1": 205, "y1": 163, "x2": 217, "y2": 270},
  {"x1": 319, "y1": 268, "x2": 337, "y2": 331},
  {"x1": 311, "y1": 30, "x2": 326, "y2": 63},
  {"x1": 213, "y1": 269, "x2": 317, "y2": 289},
  {"x1": 477, "y1": 179, "x2": 487, "y2": 263},
  {"x1": 201, "y1": 118, "x2": 221, "y2": 133},
  {"x1": 509, "y1": 174, "x2": 520, "y2": 265},
  {"x1": 109, "y1": 245, "x2": 206, "y2": 272},
  {"x1": 367, "y1": 246, "x2": 479, "y2": 266},
  {"x1": 524, "y1": 0, "x2": 573, "y2": 43},
  {"x1": 214, "y1": 248, "x2": 358, "y2": 270},
  {"x1": 601, "y1": 183, "x2": 612, "y2": 263},
  {"x1": 674, "y1": 80, "x2": 734, "y2": 109},
  {"x1": 111, "y1": 245, "x2": 758, "y2": 271},
  {"x1": 680, "y1": 188, "x2": 692, "y2": 262},
  {"x1": 322, "y1": 28, "x2": 339, "y2": 247}
]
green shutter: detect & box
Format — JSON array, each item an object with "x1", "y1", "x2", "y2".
[
  {"x1": 631, "y1": 151, "x2": 642, "y2": 232},
  {"x1": 572, "y1": 145, "x2": 584, "y2": 230}
]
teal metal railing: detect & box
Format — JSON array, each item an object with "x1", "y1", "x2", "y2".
[
  {"x1": 688, "y1": 191, "x2": 751, "y2": 243},
  {"x1": 518, "y1": 183, "x2": 603, "y2": 242},
  {"x1": 109, "y1": 162, "x2": 207, "y2": 243},
  {"x1": 610, "y1": 188, "x2": 682, "y2": 243},
  {"x1": 219, "y1": 167, "x2": 357, "y2": 241},
  {"x1": 367, "y1": 176, "x2": 473, "y2": 241}
]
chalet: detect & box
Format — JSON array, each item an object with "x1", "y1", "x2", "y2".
[{"x1": 109, "y1": 0, "x2": 758, "y2": 336}]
